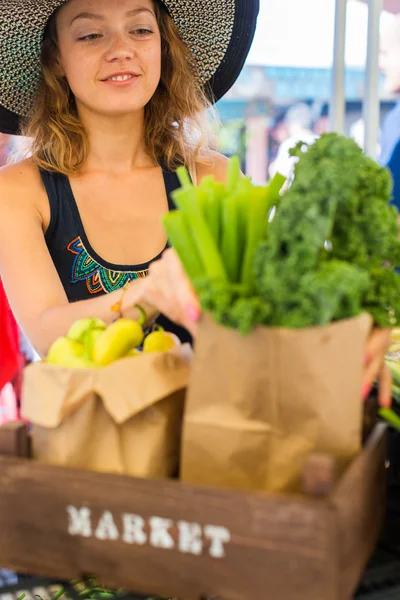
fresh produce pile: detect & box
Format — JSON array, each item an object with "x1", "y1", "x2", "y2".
[
  {"x1": 45, "y1": 318, "x2": 178, "y2": 368},
  {"x1": 165, "y1": 133, "x2": 400, "y2": 334}
]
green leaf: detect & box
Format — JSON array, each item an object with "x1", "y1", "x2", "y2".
[{"x1": 379, "y1": 407, "x2": 400, "y2": 431}]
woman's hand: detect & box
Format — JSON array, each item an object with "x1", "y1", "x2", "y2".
[
  {"x1": 363, "y1": 328, "x2": 392, "y2": 407},
  {"x1": 138, "y1": 248, "x2": 201, "y2": 337}
]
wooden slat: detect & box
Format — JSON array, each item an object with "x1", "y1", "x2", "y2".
[
  {"x1": 0, "y1": 422, "x2": 30, "y2": 458},
  {"x1": 301, "y1": 453, "x2": 337, "y2": 497},
  {"x1": 331, "y1": 422, "x2": 387, "y2": 599},
  {"x1": 0, "y1": 424, "x2": 387, "y2": 600},
  {"x1": 0, "y1": 456, "x2": 336, "y2": 600}
]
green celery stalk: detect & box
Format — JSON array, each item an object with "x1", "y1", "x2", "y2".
[
  {"x1": 266, "y1": 172, "x2": 287, "y2": 204},
  {"x1": 240, "y1": 174, "x2": 286, "y2": 287},
  {"x1": 199, "y1": 176, "x2": 223, "y2": 247},
  {"x1": 221, "y1": 175, "x2": 257, "y2": 284},
  {"x1": 171, "y1": 187, "x2": 228, "y2": 281},
  {"x1": 176, "y1": 166, "x2": 208, "y2": 216},
  {"x1": 194, "y1": 187, "x2": 207, "y2": 215},
  {"x1": 163, "y1": 211, "x2": 205, "y2": 281},
  {"x1": 379, "y1": 407, "x2": 400, "y2": 431},
  {"x1": 226, "y1": 156, "x2": 241, "y2": 192},
  {"x1": 240, "y1": 186, "x2": 271, "y2": 287},
  {"x1": 176, "y1": 165, "x2": 193, "y2": 189},
  {"x1": 220, "y1": 190, "x2": 241, "y2": 283},
  {"x1": 234, "y1": 178, "x2": 254, "y2": 257}
]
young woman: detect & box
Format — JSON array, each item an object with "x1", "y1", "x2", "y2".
[
  {"x1": 0, "y1": 0, "x2": 392, "y2": 405},
  {"x1": 0, "y1": 0, "x2": 257, "y2": 352}
]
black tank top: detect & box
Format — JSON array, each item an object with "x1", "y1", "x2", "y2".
[{"x1": 41, "y1": 166, "x2": 192, "y2": 344}]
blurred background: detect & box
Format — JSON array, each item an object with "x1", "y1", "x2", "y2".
[
  {"x1": 211, "y1": 0, "x2": 400, "y2": 183},
  {"x1": 1, "y1": 0, "x2": 400, "y2": 183}
]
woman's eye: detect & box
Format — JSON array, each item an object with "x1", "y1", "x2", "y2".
[
  {"x1": 78, "y1": 33, "x2": 102, "y2": 42},
  {"x1": 131, "y1": 28, "x2": 153, "y2": 36}
]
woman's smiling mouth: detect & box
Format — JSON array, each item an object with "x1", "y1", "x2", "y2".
[{"x1": 101, "y1": 72, "x2": 140, "y2": 85}]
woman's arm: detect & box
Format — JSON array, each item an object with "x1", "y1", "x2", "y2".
[{"x1": 0, "y1": 164, "x2": 156, "y2": 356}]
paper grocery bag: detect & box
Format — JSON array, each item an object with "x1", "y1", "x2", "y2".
[
  {"x1": 181, "y1": 314, "x2": 371, "y2": 493},
  {"x1": 22, "y1": 345, "x2": 192, "y2": 478}
]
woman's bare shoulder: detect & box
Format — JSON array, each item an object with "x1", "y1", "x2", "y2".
[
  {"x1": 0, "y1": 157, "x2": 42, "y2": 191},
  {"x1": 0, "y1": 158, "x2": 47, "y2": 218},
  {"x1": 196, "y1": 150, "x2": 230, "y2": 184}
]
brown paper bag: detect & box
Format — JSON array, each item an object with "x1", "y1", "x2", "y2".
[
  {"x1": 181, "y1": 314, "x2": 371, "y2": 493},
  {"x1": 22, "y1": 345, "x2": 192, "y2": 478}
]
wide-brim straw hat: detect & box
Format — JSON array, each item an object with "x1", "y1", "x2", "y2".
[{"x1": 0, "y1": 0, "x2": 259, "y2": 135}]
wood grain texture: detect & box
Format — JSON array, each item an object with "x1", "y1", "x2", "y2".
[
  {"x1": 0, "y1": 423, "x2": 387, "y2": 600},
  {"x1": 0, "y1": 422, "x2": 30, "y2": 458},
  {"x1": 0, "y1": 456, "x2": 336, "y2": 600},
  {"x1": 301, "y1": 453, "x2": 337, "y2": 497},
  {"x1": 331, "y1": 422, "x2": 387, "y2": 600}
]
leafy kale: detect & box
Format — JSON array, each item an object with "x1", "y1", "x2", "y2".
[{"x1": 254, "y1": 133, "x2": 400, "y2": 329}]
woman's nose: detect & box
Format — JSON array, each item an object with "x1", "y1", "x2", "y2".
[{"x1": 105, "y1": 35, "x2": 136, "y2": 62}]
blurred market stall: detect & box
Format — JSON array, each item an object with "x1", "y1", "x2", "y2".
[{"x1": 216, "y1": 0, "x2": 398, "y2": 181}]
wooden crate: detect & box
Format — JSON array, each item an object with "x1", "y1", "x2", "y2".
[{"x1": 0, "y1": 421, "x2": 387, "y2": 600}]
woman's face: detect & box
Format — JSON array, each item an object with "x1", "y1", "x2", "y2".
[{"x1": 55, "y1": 0, "x2": 162, "y2": 118}]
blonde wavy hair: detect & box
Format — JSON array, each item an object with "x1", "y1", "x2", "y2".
[{"x1": 23, "y1": 0, "x2": 213, "y2": 175}]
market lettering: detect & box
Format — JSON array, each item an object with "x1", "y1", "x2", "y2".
[{"x1": 67, "y1": 505, "x2": 231, "y2": 558}]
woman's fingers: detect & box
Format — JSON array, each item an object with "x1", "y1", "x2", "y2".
[
  {"x1": 362, "y1": 354, "x2": 382, "y2": 399},
  {"x1": 364, "y1": 328, "x2": 391, "y2": 366},
  {"x1": 164, "y1": 249, "x2": 200, "y2": 319},
  {"x1": 362, "y1": 328, "x2": 392, "y2": 406},
  {"x1": 147, "y1": 257, "x2": 180, "y2": 313},
  {"x1": 378, "y1": 363, "x2": 392, "y2": 408},
  {"x1": 143, "y1": 249, "x2": 201, "y2": 335}
]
